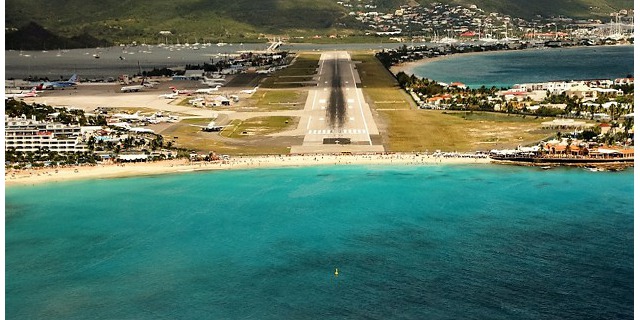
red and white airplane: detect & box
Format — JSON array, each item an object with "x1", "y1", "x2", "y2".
[
  {"x1": 5, "y1": 87, "x2": 38, "y2": 99},
  {"x1": 169, "y1": 86, "x2": 194, "y2": 95}
]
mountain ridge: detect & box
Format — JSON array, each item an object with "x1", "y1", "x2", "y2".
[{"x1": 5, "y1": 0, "x2": 633, "y2": 49}]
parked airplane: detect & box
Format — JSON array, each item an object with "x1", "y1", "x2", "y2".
[
  {"x1": 34, "y1": 82, "x2": 54, "y2": 90},
  {"x1": 111, "y1": 111, "x2": 142, "y2": 120},
  {"x1": 130, "y1": 127, "x2": 155, "y2": 133},
  {"x1": 34, "y1": 74, "x2": 79, "y2": 90},
  {"x1": 240, "y1": 86, "x2": 259, "y2": 94},
  {"x1": 158, "y1": 92, "x2": 179, "y2": 99},
  {"x1": 142, "y1": 79, "x2": 159, "y2": 88},
  {"x1": 201, "y1": 76, "x2": 226, "y2": 87},
  {"x1": 54, "y1": 74, "x2": 79, "y2": 88},
  {"x1": 256, "y1": 68, "x2": 275, "y2": 74},
  {"x1": 121, "y1": 79, "x2": 153, "y2": 92},
  {"x1": 109, "y1": 122, "x2": 132, "y2": 130},
  {"x1": 170, "y1": 86, "x2": 194, "y2": 95},
  {"x1": 195, "y1": 86, "x2": 221, "y2": 94},
  {"x1": 5, "y1": 87, "x2": 38, "y2": 99}
]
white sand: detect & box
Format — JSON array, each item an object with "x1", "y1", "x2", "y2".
[
  {"x1": 389, "y1": 50, "x2": 505, "y2": 77},
  {"x1": 5, "y1": 154, "x2": 492, "y2": 187}
]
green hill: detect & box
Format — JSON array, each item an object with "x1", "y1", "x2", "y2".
[{"x1": 5, "y1": 0, "x2": 633, "y2": 49}]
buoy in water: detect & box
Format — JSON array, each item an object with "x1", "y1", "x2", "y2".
[{"x1": 334, "y1": 268, "x2": 339, "y2": 276}]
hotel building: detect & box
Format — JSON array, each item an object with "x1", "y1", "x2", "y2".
[{"x1": 5, "y1": 115, "x2": 88, "y2": 153}]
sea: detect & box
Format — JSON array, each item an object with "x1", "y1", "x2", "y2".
[
  {"x1": 407, "y1": 45, "x2": 634, "y2": 88},
  {"x1": 5, "y1": 165, "x2": 634, "y2": 319}
]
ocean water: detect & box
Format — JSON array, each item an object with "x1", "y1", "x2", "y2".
[
  {"x1": 409, "y1": 45, "x2": 634, "y2": 88},
  {"x1": 5, "y1": 165, "x2": 634, "y2": 319}
]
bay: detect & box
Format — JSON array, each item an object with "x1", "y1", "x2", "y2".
[{"x1": 407, "y1": 45, "x2": 634, "y2": 88}]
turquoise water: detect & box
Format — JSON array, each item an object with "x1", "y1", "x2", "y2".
[
  {"x1": 410, "y1": 45, "x2": 634, "y2": 88},
  {"x1": 6, "y1": 165, "x2": 634, "y2": 319}
]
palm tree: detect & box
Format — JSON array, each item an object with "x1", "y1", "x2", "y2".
[
  {"x1": 565, "y1": 138, "x2": 573, "y2": 157},
  {"x1": 87, "y1": 136, "x2": 96, "y2": 151}
]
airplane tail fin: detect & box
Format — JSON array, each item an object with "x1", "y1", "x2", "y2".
[{"x1": 69, "y1": 74, "x2": 78, "y2": 82}]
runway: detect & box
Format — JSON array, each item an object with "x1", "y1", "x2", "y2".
[{"x1": 291, "y1": 51, "x2": 383, "y2": 154}]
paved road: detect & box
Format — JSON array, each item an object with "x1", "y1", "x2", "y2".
[{"x1": 292, "y1": 51, "x2": 382, "y2": 153}]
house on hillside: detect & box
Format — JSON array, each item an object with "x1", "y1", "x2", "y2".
[{"x1": 598, "y1": 123, "x2": 612, "y2": 135}]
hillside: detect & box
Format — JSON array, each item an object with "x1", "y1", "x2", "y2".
[
  {"x1": 5, "y1": 0, "x2": 633, "y2": 49},
  {"x1": 5, "y1": 0, "x2": 348, "y2": 48}
]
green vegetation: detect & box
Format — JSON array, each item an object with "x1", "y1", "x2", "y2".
[
  {"x1": 351, "y1": 53, "x2": 413, "y2": 110},
  {"x1": 5, "y1": 99, "x2": 107, "y2": 126},
  {"x1": 159, "y1": 117, "x2": 298, "y2": 155},
  {"x1": 5, "y1": 100, "x2": 171, "y2": 167},
  {"x1": 222, "y1": 116, "x2": 299, "y2": 138},
  {"x1": 353, "y1": 52, "x2": 558, "y2": 152},
  {"x1": 5, "y1": 0, "x2": 633, "y2": 49},
  {"x1": 381, "y1": 110, "x2": 557, "y2": 152},
  {"x1": 5, "y1": 0, "x2": 346, "y2": 48},
  {"x1": 159, "y1": 118, "x2": 220, "y2": 150},
  {"x1": 449, "y1": 112, "x2": 545, "y2": 123},
  {"x1": 243, "y1": 90, "x2": 307, "y2": 111},
  {"x1": 261, "y1": 54, "x2": 321, "y2": 89}
]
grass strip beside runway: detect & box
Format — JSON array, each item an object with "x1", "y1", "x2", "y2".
[{"x1": 351, "y1": 52, "x2": 556, "y2": 152}]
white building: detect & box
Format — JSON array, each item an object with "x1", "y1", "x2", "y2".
[{"x1": 5, "y1": 115, "x2": 88, "y2": 152}]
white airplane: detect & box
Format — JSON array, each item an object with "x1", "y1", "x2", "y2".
[
  {"x1": 130, "y1": 127, "x2": 155, "y2": 133},
  {"x1": 203, "y1": 75, "x2": 225, "y2": 81},
  {"x1": 189, "y1": 116, "x2": 229, "y2": 132},
  {"x1": 121, "y1": 78, "x2": 154, "y2": 92},
  {"x1": 241, "y1": 86, "x2": 259, "y2": 94},
  {"x1": 109, "y1": 122, "x2": 132, "y2": 130},
  {"x1": 143, "y1": 80, "x2": 159, "y2": 88},
  {"x1": 195, "y1": 86, "x2": 221, "y2": 94},
  {"x1": 111, "y1": 111, "x2": 142, "y2": 120},
  {"x1": 203, "y1": 80, "x2": 225, "y2": 87},
  {"x1": 202, "y1": 77, "x2": 225, "y2": 87},
  {"x1": 256, "y1": 68, "x2": 275, "y2": 74},
  {"x1": 5, "y1": 87, "x2": 38, "y2": 99},
  {"x1": 159, "y1": 92, "x2": 178, "y2": 99},
  {"x1": 191, "y1": 122, "x2": 230, "y2": 132},
  {"x1": 121, "y1": 84, "x2": 145, "y2": 93}
]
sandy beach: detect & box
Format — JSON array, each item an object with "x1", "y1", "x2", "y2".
[
  {"x1": 389, "y1": 50, "x2": 499, "y2": 77},
  {"x1": 389, "y1": 56, "x2": 444, "y2": 76},
  {"x1": 5, "y1": 153, "x2": 492, "y2": 187}
]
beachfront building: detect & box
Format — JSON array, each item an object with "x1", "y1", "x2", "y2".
[
  {"x1": 4, "y1": 115, "x2": 88, "y2": 152},
  {"x1": 513, "y1": 80, "x2": 623, "y2": 98}
]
